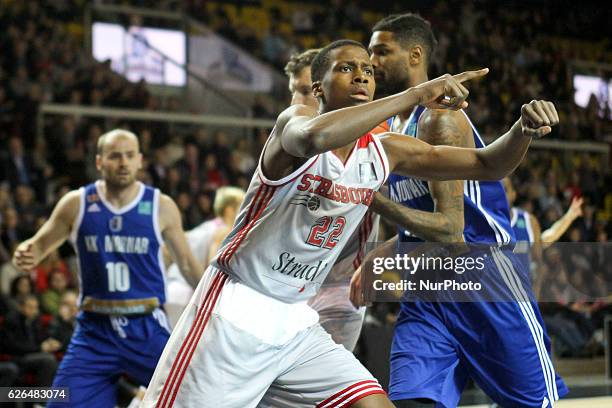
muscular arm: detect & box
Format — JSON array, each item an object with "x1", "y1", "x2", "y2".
[
  {"x1": 263, "y1": 69, "x2": 487, "y2": 181},
  {"x1": 277, "y1": 89, "x2": 423, "y2": 159},
  {"x1": 382, "y1": 120, "x2": 527, "y2": 181},
  {"x1": 384, "y1": 100, "x2": 558, "y2": 181},
  {"x1": 158, "y1": 195, "x2": 202, "y2": 288},
  {"x1": 262, "y1": 90, "x2": 424, "y2": 180},
  {"x1": 12, "y1": 191, "x2": 80, "y2": 271},
  {"x1": 371, "y1": 110, "x2": 468, "y2": 242}
]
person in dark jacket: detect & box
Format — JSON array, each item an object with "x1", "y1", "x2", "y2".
[{"x1": 3, "y1": 294, "x2": 59, "y2": 385}]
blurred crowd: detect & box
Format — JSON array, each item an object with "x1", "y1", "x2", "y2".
[{"x1": 0, "y1": 0, "x2": 611, "y2": 390}]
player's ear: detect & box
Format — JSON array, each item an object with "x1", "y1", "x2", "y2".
[
  {"x1": 95, "y1": 154, "x2": 102, "y2": 172},
  {"x1": 409, "y1": 45, "x2": 424, "y2": 67},
  {"x1": 312, "y1": 81, "x2": 324, "y2": 100}
]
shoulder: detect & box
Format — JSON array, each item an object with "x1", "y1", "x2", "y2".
[
  {"x1": 417, "y1": 109, "x2": 471, "y2": 146},
  {"x1": 54, "y1": 189, "x2": 83, "y2": 217},
  {"x1": 158, "y1": 193, "x2": 179, "y2": 214}
]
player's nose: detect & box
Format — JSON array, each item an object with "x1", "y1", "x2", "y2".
[{"x1": 353, "y1": 71, "x2": 369, "y2": 83}]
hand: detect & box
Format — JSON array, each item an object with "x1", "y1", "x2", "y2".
[
  {"x1": 520, "y1": 100, "x2": 559, "y2": 138},
  {"x1": 349, "y1": 267, "x2": 364, "y2": 308},
  {"x1": 413, "y1": 68, "x2": 489, "y2": 110},
  {"x1": 349, "y1": 266, "x2": 374, "y2": 308},
  {"x1": 41, "y1": 338, "x2": 62, "y2": 353},
  {"x1": 566, "y1": 196, "x2": 584, "y2": 220},
  {"x1": 12, "y1": 241, "x2": 36, "y2": 272}
]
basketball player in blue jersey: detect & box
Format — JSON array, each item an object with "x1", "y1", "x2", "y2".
[
  {"x1": 503, "y1": 176, "x2": 584, "y2": 279},
  {"x1": 350, "y1": 14, "x2": 567, "y2": 408},
  {"x1": 12, "y1": 129, "x2": 203, "y2": 408}
]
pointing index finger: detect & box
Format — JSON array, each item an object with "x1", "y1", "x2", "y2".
[{"x1": 453, "y1": 68, "x2": 489, "y2": 84}]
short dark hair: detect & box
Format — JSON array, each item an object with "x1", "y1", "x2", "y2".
[
  {"x1": 284, "y1": 49, "x2": 321, "y2": 77},
  {"x1": 311, "y1": 39, "x2": 367, "y2": 83},
  {"x1": 372, "y1": 13, "x2": 438, "y2": 63}
]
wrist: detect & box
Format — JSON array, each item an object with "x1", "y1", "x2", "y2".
[{"x1": 404, "y1": 87, "x2": 424, "y2": 107}]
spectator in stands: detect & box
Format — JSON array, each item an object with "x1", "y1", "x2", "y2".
[
  {"x1": 14, "y1": 184, "x2": 44, "y2": 237},
  {"x1": 48, "y1": 290, "x2": 78, "y2": 353},
  {"x1": 3, "y1": 294, "x2": 60, "y2": 386},
  {"x1": 1, "y1": 208, "x2": 26, "y2": 262},
  {"x1": 41, "y1": 269, "x2": 70, "y2": 316},
  {"x1": 8, "y1": 274, "x2": 35, "y2": 309},
  {"x1": 1, "y1": 137, "x2": 42, "y2": 197},
  {"x1": 0, "y1": 362, "x2": 19, "y2": 387}
]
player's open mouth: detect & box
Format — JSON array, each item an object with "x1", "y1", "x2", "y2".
[{"x1": 350, "y1": 90, "x2": 369, "y2": 101}]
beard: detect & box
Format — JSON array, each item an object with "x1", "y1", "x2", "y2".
[
  {"x1": 374, "y1": 67, "x2": 411, "y2": 100},
  {"x1": 106, "y1": 173, "x2": 137, "y2": 189}
]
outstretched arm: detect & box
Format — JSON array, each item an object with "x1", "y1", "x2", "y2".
[
  {"x1": 383, "y1": 100, "x2": 559, "y2": 181},
  {"x1": 159, "y1": 195, "x2": 202, "y2": 287},
  {"x1": 541, "y1": 197, "x2": 583, "y2": 247},
  {"x1": 12, "y1": 191, "x2": 80, "y2": 271},
  {"x1": 263, "y1": 70, "x2": 488, "y2": 180}
]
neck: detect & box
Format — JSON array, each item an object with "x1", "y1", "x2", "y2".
[
  {"x1": 333, "y1": 141, "x2": 356, "y2": 163},
  {"x1": 99, "y1": 180, "x2": 140, "y2": 208}
]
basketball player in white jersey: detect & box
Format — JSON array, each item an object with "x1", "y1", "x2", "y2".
[
  {"x1": 285, "y1": 49, "x2": 381, "y2": 351},
  {"x1": 143, "y1": 40, "x2": 558, "y2": 408},
  {"x1": 165, "y1": 187, "x2": 245, "y2": 327}
]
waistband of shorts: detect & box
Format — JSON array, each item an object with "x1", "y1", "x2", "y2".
[{"x1": 80, "y1": 296, "x2": 160, "y2": 315}]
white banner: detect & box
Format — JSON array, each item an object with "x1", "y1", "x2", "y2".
[{"x1": 189, "y1": 34, "x2": 274, "y2": 92}]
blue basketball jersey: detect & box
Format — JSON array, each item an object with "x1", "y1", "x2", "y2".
[
  {"x1": 511, "y1": 206, "x2": 535, "y2": 269},
  {"x1": 71, "y1": 182, "x2": 166, "y2": 305},
  {"x1": 386, "y1": 107, "x2": 515, "y2": 245}
]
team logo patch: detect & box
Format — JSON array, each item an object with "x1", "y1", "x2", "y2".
[
  {"x1": 87, "y1": 193, "x2": 99, "y2": 203},
  {"x1": 517, "y1": 218, "x2": 526, "y2": 228},
  {"x1": 359, "y1": 161, "x2": 377, "y2": 183},
  {"x1": 87, "y1": 203, "x2": 101, "y2": 213},
  {"x1": 109, "y1": 215, "x2": 123, "y2": 232},
  {"x1": 138, "y1": 201, "x2": 152, "y2": 215},
  {"x1": 290, "y1": 194, "x2": 320, "y2": 212}
]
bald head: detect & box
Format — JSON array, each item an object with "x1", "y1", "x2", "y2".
[
  {"x1": 97, "y1": 129, "x2": 140, "y2": 155},
  {"x1": 95, "y1": 129, "x2": 142, "y2": 188}
]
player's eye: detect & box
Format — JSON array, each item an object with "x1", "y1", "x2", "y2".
[
  {"x1": 341, "y1": 66, "x2": 352, "y2": 72},
  {"x1": 364, "y1": 68, "x2": 373, "y2": 76}
]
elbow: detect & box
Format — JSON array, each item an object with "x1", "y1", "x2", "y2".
[
  {"x1": 285, "y1": 128, "x2": 325, "y2": 158},
  {"x1": 303, "y1": 127, "x2": 330, "y2": 156}
]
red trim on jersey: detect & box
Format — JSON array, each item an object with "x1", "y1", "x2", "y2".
[
  {"x1": 221, "y1": 186, "x2": 276, "y2": 266},
  {"x1": 157, "y1": 272, "x2": 227, "y2": 408},
  {"x1": 316, "y1": 380, "x2": 385, "y2": 407},
  {"x1": 357, "y1": 133, "x2": 374, "y2": 149},
  {"x1": 218, "y1": 184, "x2": 267, "y2": 267},
  {"x1": 258, "y1": 155, "x2": 320, "y2": 187},
  {"x1": 372, "y1": 138, "x2": 387, "y2": 182}
]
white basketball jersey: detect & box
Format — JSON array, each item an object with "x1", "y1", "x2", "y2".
[
  {"x1": 210, "y1": 133, "x2": 389, "y2": 303},
  {"x1": 166, "y1": 217, "x2": 225, "y2": 284},
  {"x1": 322, "y1": 211, "x2": 380, "y2": 287}
]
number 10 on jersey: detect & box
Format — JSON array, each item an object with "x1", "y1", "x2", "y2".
[
  {"x1": 306, "y1": 216, "x2": 346, "y2": 249},
  {"x1": 106, "y1": 262, "x2": 130, "y2": 292}
]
